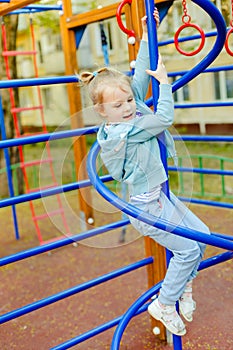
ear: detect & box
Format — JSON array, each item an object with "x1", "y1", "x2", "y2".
[{"x1": 94, "y1": 103, "x2": 106, "y2": 117}]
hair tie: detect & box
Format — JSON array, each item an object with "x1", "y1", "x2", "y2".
[{"x1": 93, "y1": 71, "x2": 98, "y2": 77}]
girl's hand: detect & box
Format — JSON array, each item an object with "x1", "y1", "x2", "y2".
[
  {"x1": 141, "y1": 8, "x2": 160, "y2": 40},
  {"x1": 154, "y1": 7, "x2": 160, "y2": 28},
  {"x1": 146, "y1": 54, "x2": 169, "y2": 84}
]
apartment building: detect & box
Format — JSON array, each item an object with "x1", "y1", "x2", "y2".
[{"x1": 15, "y1": 0, "x2": 233, "y2": 134}]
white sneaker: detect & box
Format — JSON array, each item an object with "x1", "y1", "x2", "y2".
[
  {"x1": 148, "y1": 298, "x2": 186, "y2": 336},
  {"x1": 179, "y1": 296, "x2": 196, "y2": 322}
]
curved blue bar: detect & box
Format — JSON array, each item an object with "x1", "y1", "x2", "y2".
[
  {"x1": 111, "y1": 250, "x2": 233, "y2": 350},
  {"x1": 87, "y1": 141, "x2": 233, "y2": 251},
  {"x1": 144, "y1": 0, "x2": 227, "y2": 110},
  {"x1": 172, "y1": 0, "x2": 226, "y2": 92}
]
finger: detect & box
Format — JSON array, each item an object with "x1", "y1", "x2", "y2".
[{"x1": 145, "y1": 69, "x2": 155, "y2": 76}]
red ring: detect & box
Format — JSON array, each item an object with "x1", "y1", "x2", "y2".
[
  {"x1": 225, "y1": 27, "x2": 233, "y2": 56},
  {"x1": 116, "y1": 0, "x2": 135, "y2": 38},
  {"x1": 174, "y1": 22, "x2": 205, "y2": 56}
]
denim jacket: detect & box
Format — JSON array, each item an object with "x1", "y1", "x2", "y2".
[{"x1": 97, "y1": 40, "x2": 177, "y2": 196}]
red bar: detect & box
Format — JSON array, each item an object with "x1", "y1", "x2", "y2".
[
  {"x1": 11, "y1": 105, "x2": 43, "y2": 113},
  {"x1": 2, "y1": 50, "x2": 37, "y2": 56},
  {"x1": 26, "y1": 184, "x2": 59, "y2": 193},
  {"x1": 20, "y1": 158, "x2": 53, "y2": 167},
  {"x1": 33, "y1": 209, "x2": 64, "y2": 220}
]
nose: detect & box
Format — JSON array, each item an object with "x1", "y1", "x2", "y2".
[{"x1": 123, "y1": 102, "x2": 131, "y2": 112}]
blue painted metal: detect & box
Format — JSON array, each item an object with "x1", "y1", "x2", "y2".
[
  {"x1": 0, "y1": 1, "x2": 232, "y2": 349},
  {"x1": 158, "y1": 28, "x2": 229, "y2": 47},
  {"x1": 172, "y1": 0, "x2": 226, "y2": 92},
  {"x1": 169, "y1": 166, "x2": 233, "y2": 176},
  {"x1": 8, "y1": 4, "x2": 63, "y2": 15},
  {"x1": 0, "y1": 75, "x2": 79, "y2": 89},
  {"x1": 0, "y1": 257, "x2": 153, "y2": 324},
  {"x1": 110, "y1": 250, "x2": 233, "y2": 350},
  {"x1": 74, "y1": 26, "x2": 86, "y2": 49},
  {"x1": 0, "y1": 126, "x2": 98, "y2": 148},
  {"x1": 87, "y1": 141, "x2": 233, "y2": 252},
  {"x1": 51, "y1": 303, "x2": 150, "y2": 350},
  {"x1": 0, "y1": 96, "x2": 19, "y2": 240},
  {"x1": 168, "y1": 65, "x2": 233, "y2": 77},
  {"x1": 87, "y1": 141, "x2": 232, "y2": 350},
  {"x1": 173, "y1": 135, "x2": 233, "y2": 142},
  {"x1": 0, "y1": 219, "x2": 129, "y2": 266},
  {"x1": 174, "y1": 102, "x2": 233, "y2": 108},
  {"x1": 179, "y1": 197, "x2": 233, "y2": 209},
  {"x1": 145, "y1": 0, "x2": 170, "y2": 199}
]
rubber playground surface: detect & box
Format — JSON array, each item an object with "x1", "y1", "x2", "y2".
[{"x1": 0, "y1": 192, "x2": 232, "y2": 350}]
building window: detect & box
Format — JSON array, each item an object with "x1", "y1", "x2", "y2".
[
  {"x1": 212, "y1": 0, "x2": 230, "y2": 26},
  {"x1": 95, "y1": 20, "x2": 114, "y2": 56},
  {"x1": 172, "y1": 76, "x2": 190, "y2": 102},
  {"x1": 214, "y1": 71, "x2": 233, "y2": 100},
  {"x1": 42, "y1": 87, "x2": 52, "y2": 109},
  {"x1": 37, "y1": 41, "x2": 43, "y2": 64}
]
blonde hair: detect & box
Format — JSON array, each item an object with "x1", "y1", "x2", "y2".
[{"x1": 79, "y1": 67, "x2": 131, "y2": 105}]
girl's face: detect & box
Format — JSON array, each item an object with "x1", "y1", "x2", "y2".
[{"x1": 98, "y1": 85, "x2": 136, "y2": 123}]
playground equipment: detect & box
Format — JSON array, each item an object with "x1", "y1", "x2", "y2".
[
  {"x1": 1, "y1": 14, "x2": 71, "y2": 243},
  {"x1": 225, "y1": 0, "x2": 233, "y2": 56},
  {"x1": 174, "y1": 0, "x2": 205, "y2": 56},
  {"x1": 0, "y1": 0, "x2": 233, "y2": 349}
]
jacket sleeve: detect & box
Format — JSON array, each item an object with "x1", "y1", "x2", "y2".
[
  {"x1": 129, "y1": 84, "x2": 174, "y2": 142},
  {"x1": 131, "y1": 40, "x2": 151, "y2": 101}
]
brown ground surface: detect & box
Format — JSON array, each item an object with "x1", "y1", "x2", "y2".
[{"x1": 0, "y1": 191, "x2": 232, "y2": 350}]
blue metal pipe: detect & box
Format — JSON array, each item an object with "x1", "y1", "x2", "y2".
[
  {"x1": 158, "y1": 29, "x2": 229, "y2": 47},
  {"x1": 175, "y1": 102, "x2": 233, "y2": 108},
  {"x1": 179, "y1": 197, "x2": 233, "y2": 209},
  {"x1": 0, "y1": 257, "x2": 153, "y2": 324},
  {"x1": 8, "y1": 4, "x2": 63, "y2": 15},
  {"x1": 173, "y1": 135, "x2": 233, "y2": 142},
  {"x1": 145, "y1": 0, "x2": 170, "y2": 200},
  {"x1": 87, "y1": 141, "x2": 233, "y2": 252},
  {"x1": 0, "y1": 126, "x2": 98, "y2": 149},
  {"x1": 0, "y1": 75, "x2": 79, "y2": 89},
  {"x1": 111, "y1": 250, "x2": 233, "y2": 350},
  {"x1": 0, "y1": 96, "x2": 19, "y2": 240},
  {"x1": 0, "y1": 175, "x2": 111, "y2": 208},
  {"x1": 51, "y1": 304, "x2": 149, "y2": 350},
  {"x1": 168, "y1": 65, "x2": 233, "y2": 77},
  {"x1": 169, "y1": 166, "x2": 233, "y2": 176},
  {"x1": 0, "y1": 219, "x2": 129, "y2": 267},
  {"x1": 172, "y1": 0, "x2": 226, "y2": 92}
]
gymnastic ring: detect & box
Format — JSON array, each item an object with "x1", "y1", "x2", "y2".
[
  {"x1": 116, "y1": 0, "x2": 135, "y2": 38},
  {"x1": 174, "y1": 22, "x2": 205, "y2": 56},
  {"x1": 225, "y1": 27, "x2": 233, "y2": 56}
]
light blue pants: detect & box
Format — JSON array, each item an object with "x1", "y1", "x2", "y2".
[{"x1": 129, "y1": 191, "x2": 210, "y2": 305}]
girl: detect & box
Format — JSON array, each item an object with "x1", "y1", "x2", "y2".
[{"x1": 80, "y1": 11, "x2": 210, "y2": 337}]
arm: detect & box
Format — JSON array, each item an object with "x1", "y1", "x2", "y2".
[
  {"x1": 129, "y1": 84, "x2": 174, "y2": 142},
  {"x1": 131, "y1": 10, "x2": 160, "y2": 101}
]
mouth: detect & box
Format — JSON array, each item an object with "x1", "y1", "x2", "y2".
[{"x1": 123, "y1": 113, "x2": 133, "y2": 120}]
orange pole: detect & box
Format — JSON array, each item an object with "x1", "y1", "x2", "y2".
[
  {"x1": 59, "y1": 0, "x2": 94, "y2": 225},
  {"x1": 129, "y1": 0, "x2": 167, "y2": 340}
]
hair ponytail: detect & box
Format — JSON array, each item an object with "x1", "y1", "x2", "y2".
[{"x1": 79, "y1": 67, "x2": 131, "y2": 104}]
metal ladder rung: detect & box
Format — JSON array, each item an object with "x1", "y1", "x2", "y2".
[{"x1": 2, "y1": 50, "x2": 37, "y2": 56}]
